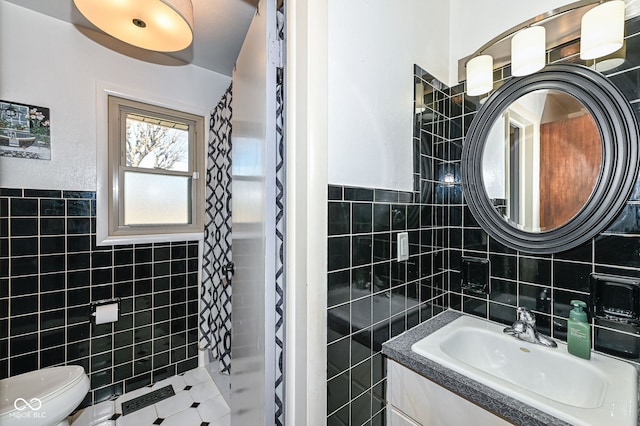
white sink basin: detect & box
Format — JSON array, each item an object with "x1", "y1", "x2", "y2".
[{"x1": 411, "y1": 315, "x2": 638, "y2": 426}]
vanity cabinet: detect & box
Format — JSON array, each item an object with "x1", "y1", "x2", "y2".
[{"x1": 387, "y1": 360, "x2": 512, "y2": 426}]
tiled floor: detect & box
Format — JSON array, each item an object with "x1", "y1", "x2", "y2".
[{"x1": 71, "y1": 367, "x2": 230, "y2": 426}]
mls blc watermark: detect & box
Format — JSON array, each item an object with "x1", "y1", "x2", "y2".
[{"x1": 10, "y1": 398, "x2": 46, "y2": 420}]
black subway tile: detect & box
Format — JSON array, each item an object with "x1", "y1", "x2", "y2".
[
  {"x1": 89, "y1": 369, "x2": 113, "y2": 392},
  {"x1": 67, "y1": 253, "x2": 91, "y2": 271},
  {"x1": 40, "y1": 199, "x2": 65, "y2": 216},
  {"x1": 67, "y1": 235, "x2": 90, "y2": 253},
  {"x1": 92, "y1": 284, "x2": 113, "y2": 301},
  {"x1": 170, "y1": 260, "x2": 186, "y2": 275},
  {"x1": 352, "y1": 203, "x2": 373, "y2": 234},
  {"x1": 154, "y1": 247, "x2": 171, "y2": 262},
  {"x1": 344, "y1": 187, "x2": 374, "y2": 202},
  {"x1": 0, "y1": 279, "x2": 7, "y2": 298},
  {"x1": 134, "y1": 247, "x2": 152, "y2": 263},
  {"x1": 328, "y1": 271, "x2": 350, "y2": 308},
  {"x1": 10, "y1": 314, "x2": 38, "y2": 335},
  {"x1": 11, "y1": 256, "x2": 38, "y2": 276},
  {"x1": 62, "y1": 191, "x2": 96, "y2": 200},
  {"x1": 68, "y1": 288, "x2": 90, "y2": 306},
  {"x1": 40, "y1": 328, "x2": 65, "y2": 349},
  {"x1": 40, "y1": 218, "x2": 65, "y2": 235},
  {"x1": 67, "y1": 341, "x2": 90, "y2": 361},
  {"x1": 0, "y1": 188, "x2": 22, "y2": 197},
  {"x1": 23, "y1": 189, "x2": 61, "y2": 198},
  {"x1": 41, "y1": 236, "x2": 65, "y2": 254},
  {"x1": 352, "y1": 235, "x2": 372, "y2": 267},
  {"x1": 10, "y1": 352, "x2": 38, "y2": 376},
  {"x1": 114, "y1": 266, "x2": 133, "y2": 283},
  {"x1": 40, "y1": 309, "x2": 65, "y2": 330},
  {"x1": 67, "y1": 270, "x2": 90, "y2": 288},
  {"x1": 41, "y1": 346, "x2": 65, "y2": 368},
  {"x1": 0, "y1": 238, "x2": 7, "y2": 258},
  {"x1": 328, "y1": 202, "x2": 350, "y2": 236},
  {"x1": 40, "y1": 255, "x2": 65, "y2": 274},
  {"x1": 67, "y1": 218, "x2": 91, "y2": 234},
  {"x1": 92, "y1": 268, "x2": 113, "y2": 286},
  {"x1": 92, "y1": 251, "x2": 113, "y2": 268},
  {"x1": 10, "y1": 334, "x2": 38, "y2": 356},
  {"x1": 374, "y1": 189, "x2": 398, "y2": 203},
  {"x1": 170, "y1": 244, "x2": 186, "y2": 259},
  {"x1": 134, "y1": 280, "x2": 153, "y2": 296},
  {"x1": 41, "y1": 291, "x2": 66, "y2": 311},
  {"x1": 609, "y1": 67, "x2": 640, "y2": 101},
  {"x1": 67, "y1": 305, "x2": 91, "y2": 325},
  {"x1": 391, "y1": 205, "x2": 407, "y2": 230},
  {"x1": 10, "y1": 198, "x2": 38, "y2": 216},
  {"x1": 373, "y1": 204, "x2": 390, "y2": 232},
  {"x1": 328, "y1": 185, "x2": 343, "y2": 200},
  {"x1": 328, "y1": 237, "x2": 350, "y2": 271},
  {"x1": 114, "y1": 249, "x2": 134, "y2": 265},
  {"x1": 11, "y1": 218, "x2": 38, "y2": 237},
  {"x1": 10, "y1": 275, "x2": 38, "y2": 297},
  {"x1": 518, "y1": 257, "x2": 551, "y2": 286},
  {"x1": 67, "y1": 199, "x2": 92, "y2": 216},
  {"x1": 595, "y1": 235, "x2": 640, "y2": 268}
]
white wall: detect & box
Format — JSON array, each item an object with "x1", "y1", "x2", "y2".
[
  {"x1": 0, "y1": 2, "x2": 231, "y2": 191},
  {"x1": 328, "y1": 0, "x2": 450, "y2": 192},
  {"x1": 449, "y1": 0, "x2": 576, "y2": 85},
  {"x1": 326, "y1": 1, "x2": 584, "y2": 191}
]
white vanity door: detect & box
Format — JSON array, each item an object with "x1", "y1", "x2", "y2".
[
  {"x1": 387, "y1": 360, "x2": 513, "y2": 426},
  {"x1": 389, "y1": 406, "x2": 421, "y2": 426}
]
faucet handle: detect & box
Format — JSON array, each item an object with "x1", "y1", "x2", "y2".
[{"x1": 517, "y1": 307, "x2": 536, "y2": 326}]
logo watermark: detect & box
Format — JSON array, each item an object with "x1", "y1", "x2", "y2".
[{"x1": 10, "y1": 398, "x2": 46, "y2": 420}]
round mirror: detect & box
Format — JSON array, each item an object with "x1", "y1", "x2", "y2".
[
  {"x1": 463, "y1": 64, "x2": 639, "y2": 253},
  {"x1": 482, "y1": 89, "x2": 602, "y2": 232}
]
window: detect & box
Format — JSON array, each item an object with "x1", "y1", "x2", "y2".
[{"x1": 104, "y1": 95, "x2": 205, "y2": 241}]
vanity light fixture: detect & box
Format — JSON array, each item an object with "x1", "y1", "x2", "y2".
[
  {"x1": 593, "y1": 40, "x2": 627, "y2": 71},
  {"x1": 466, "y1": 55, "x2": 494, "y2": 97},
  {"x1": 73, "y1": 0, "x2": 194, "y2": 52},
  {"x1": 460, "y1": 0, "x2": 635, "y2": 95},
  {"x1": 580, "y1": 0, "x2": 625, "y2": 60},
  {"x1": 511, "y1": 26, "x2": 546, "y2": 76}
]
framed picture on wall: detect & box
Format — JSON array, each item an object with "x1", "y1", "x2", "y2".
[{"x1": 0, "y1": 99, "x2": 51, "y2": 161}]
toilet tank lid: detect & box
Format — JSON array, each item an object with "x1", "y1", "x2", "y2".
[{"x1": 0, "y1": 366, "x2": 87, "y2": 416}]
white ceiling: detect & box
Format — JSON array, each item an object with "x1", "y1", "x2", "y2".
[{"x1": 5, "y1": 0, "x2": 258, "y2": 77}]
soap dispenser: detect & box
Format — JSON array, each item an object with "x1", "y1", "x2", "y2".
[{"x1": 568, "y1": 300, "x2": 591, "y2": 360}]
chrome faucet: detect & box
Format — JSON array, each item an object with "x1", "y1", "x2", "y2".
[{"x1": 503, "y1": 307, "x2": 557, "y2": 348}]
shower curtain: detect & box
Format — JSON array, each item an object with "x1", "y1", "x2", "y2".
[{"x1": 199, "y1": 84, "x2": 233, "y2": 374}]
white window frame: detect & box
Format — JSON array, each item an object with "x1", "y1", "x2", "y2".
[{"x1": 96, "y1": 86, "x2": 206, "y2": 246}]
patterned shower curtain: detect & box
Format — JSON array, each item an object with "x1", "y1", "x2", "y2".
[{"x1": 199, "y1": 84, "x2": 233, "y2": 374}]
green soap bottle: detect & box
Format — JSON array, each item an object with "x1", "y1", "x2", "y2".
[{"x1": 567, "y1": 300, "x2": 591, "y2": 360}]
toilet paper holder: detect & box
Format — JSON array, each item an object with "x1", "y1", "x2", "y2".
[{"x1": 90, "y1": 298, "x2": 121, "y2": 325}]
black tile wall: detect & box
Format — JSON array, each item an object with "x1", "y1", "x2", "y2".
[
  {"x1": 326, "y1": 70, "x2": 452, "y2": 425},
  {"x1": 0, "y1": 189, "x2": 199, "y2": 407},
  {"x1": 327, "y1": 16, "x2": 640, "y2": 425}
]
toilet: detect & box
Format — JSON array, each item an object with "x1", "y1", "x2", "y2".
[{"x1": 0, "y1": 366, "x2": 90, "y2": 426}]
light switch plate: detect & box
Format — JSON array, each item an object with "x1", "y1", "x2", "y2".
[{"x1": 397, "y1": 232, "x2": 409, "y2": 261}]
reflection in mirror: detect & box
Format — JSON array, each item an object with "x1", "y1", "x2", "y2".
[{"x1": 481, "y1": 89, "x2": 602, "y2": 232}]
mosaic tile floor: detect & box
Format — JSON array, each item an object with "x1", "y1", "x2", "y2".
[{"x1": 71, "y1": 367, "x2": 229, "y2": 426}]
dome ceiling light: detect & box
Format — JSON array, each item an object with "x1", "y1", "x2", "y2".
[{"x1": 73, "y1": 0, "x2": 194, "y2": 52}]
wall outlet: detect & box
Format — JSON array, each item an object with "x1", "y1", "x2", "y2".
[{"x1": 397, "y1": 232, "x2": 409, "y2": 261}]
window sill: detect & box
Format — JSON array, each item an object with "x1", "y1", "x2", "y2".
[{"x1": 96, "y1": 231, "x2": 204, "y2": 246}]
